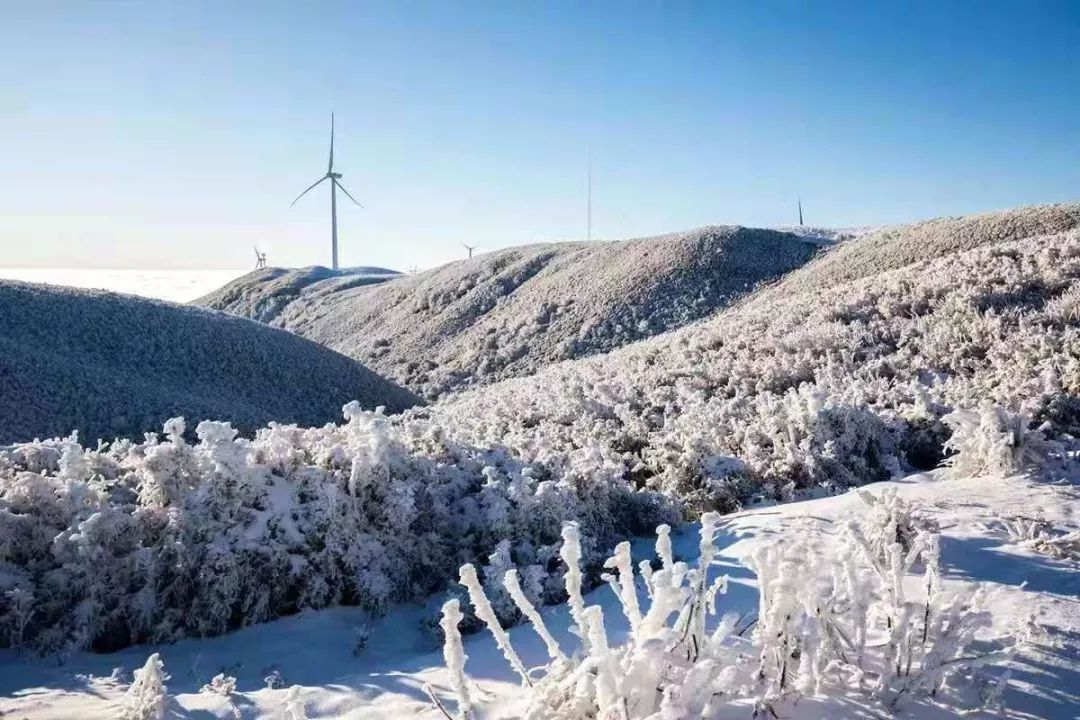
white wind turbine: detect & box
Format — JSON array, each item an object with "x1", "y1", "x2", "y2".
[{"x1": 290, "y1": 113, "x2": 363, "y2": 270}]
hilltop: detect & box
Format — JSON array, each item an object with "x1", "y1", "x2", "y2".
[
  {"x1": 199, "y1": 226, "x2": 821, "y2": 398},
  {"x1": 0, "y1": 280, "x2": 420, "y2": 444}
]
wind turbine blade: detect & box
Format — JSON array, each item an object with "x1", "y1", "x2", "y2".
[
  {"x1": 334, "y1": 179, "x2": 364, "y2": 208},
  {"x1": 328, "y1": 112, "x2": 335, "y2": 173},
  {"x1": 290, "y1": 175, "x2": 329, "y2": 206}
]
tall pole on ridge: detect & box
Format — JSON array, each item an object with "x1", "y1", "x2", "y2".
[{"x1": 586, "y1": 149, "x2": 592, "y2": 240}]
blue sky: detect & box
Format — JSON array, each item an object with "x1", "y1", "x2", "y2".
[{"x1": 2, "y1": 1, "x2": 1078, "y2": 270}]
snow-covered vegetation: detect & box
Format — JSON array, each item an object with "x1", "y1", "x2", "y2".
[
  {"x1": 199, "y1": 226, "x2": 821, "y2": 398},
  {"x1": 447, "y1": 500, "x2": 1028, "y2": 718},
  {"x1": 4, "y1": 204, "x2": 1079, "y2": 659},
  {"x1": 0, "y1": 407, "x2": 674, "y2": 655},
  {"x1": 0, "y1": 279, "x2": 420, "y2": 444},
  {"x1": 2, "y1": 203, "x2": 1079, "y2": 719},
  {"x1": 5, "y1": 471, "x2": 1076, "y2": 718},
  {"x1": 430, "y1": 206, "x2": 1080, "y2": 510}
]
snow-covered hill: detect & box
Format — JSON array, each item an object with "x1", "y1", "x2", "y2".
[
  {"x1": 0, "y1": 280, "x2": 420, "y2": 443},
  {"x1": 2, "y1": 203, "x2": 1078, "y2": 719},
  {"x1": 198, "y1": 226, "x2": 821, "y2": 399},
  {"x1": 429, "y1": 202, "x2": 1080, "y2": 507},
  {"x1": 195, "y1": 266, "x2": 401, "y2": 323}
]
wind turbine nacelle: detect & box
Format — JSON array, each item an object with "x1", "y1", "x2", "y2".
[{"x1": 329, "y1": 172, "x2": 343, "y2": 179}]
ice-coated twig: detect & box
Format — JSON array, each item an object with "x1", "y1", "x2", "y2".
[
  {"x1": 603, "y1": 541, "x2": 642, "y2": 632},
  {"x1": 438, "y1": 599, "x2": 474, "y2": 720},
  {"x1": 459, "y1": 564, "x2": 530, "y2": 685},
  {"x1": 560, "y1": 521, "x2": 590, "y2": 653},
  {"x1": 504, "y1": 569, "x2": 566, "y2": 662},
  {"x1": 656, "y1": 523, "x2": 674, "y2": 572}
]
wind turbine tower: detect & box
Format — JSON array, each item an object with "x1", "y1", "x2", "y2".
[
  {"x1": 798, "y1": 197, "x2": 804, "y2": 226},
  {"x1": 291, "y1": 113, "x2": 363, "y2": 270},
  {"x1": 462, "y1": 243, "x2": 477, "y2": 259}
]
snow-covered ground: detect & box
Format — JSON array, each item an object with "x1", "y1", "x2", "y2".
[
  {"x1": 0, "y1": 268, "x2": 245, "y2": 303},
  {"x1": 2, "y1": 471, "x2": 1076, "y2": 719}
]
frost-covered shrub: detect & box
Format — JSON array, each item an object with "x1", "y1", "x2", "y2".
[
  {"x1": 1000, "y1": 515, "x2": 1080, "y2": 560},
  {"x1": 121, "y1": 653, "x2": 168, "y2": 720},
  {"x1": 446, "y1": 511, "x2": 1024, "y2": 718},
  {"x1": 942, "y1": 404, "x2": 1061, "y2": 479},
  {"x1": 200, "y1": 672, "x2": 237, "y2": 696},
  {"x1": 854, "y1": 486, "x2": 925, "y2": 561},
  {"x1": 0, "y1": 408, "x2": 674, "y2": 654}
]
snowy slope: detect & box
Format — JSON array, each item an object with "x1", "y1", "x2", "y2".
[
  {"x1": 3, "y1": 472, "x2": 1076, "y2": 719},
  {"x1": 0, "y1": 280, "x2": 420, "y2": 443},
  {"x1": 429, "y1": 203, "x2": 1080, "y2": 507},
  {"x1": 195, "y1": 266, "x2": 401, "y2": 323},
  {"x1": 198, "y1": 227, "x2": 821, "y2": 398},
  {"x1": 769, "y1": 202, "x2": 1080, "y2": 296}
]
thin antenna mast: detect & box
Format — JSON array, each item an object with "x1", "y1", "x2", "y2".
[{"x1": 586, "y1": 149, "x2": 592, "y2": 240}]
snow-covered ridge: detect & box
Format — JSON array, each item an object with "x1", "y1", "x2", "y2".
[
  {"x1": 765, "y1": 202, "x2": 1080, "y2": 297},
  {"x1": 0, "y1": 280, "x2": 421, "y2": 444},
  {"x1": 197, "y1": 226, "x2": 822, "y2": 399},
  {"x1": 430, "y1": 204, "x2": 1080, "y2": 507},
  {"x1": 194, "y1": 265, "x2": 400, "y2": 324}
]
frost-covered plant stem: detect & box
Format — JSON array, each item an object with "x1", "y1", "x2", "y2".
[
  {"x1": 559, "y1": 522, "x2": 590, "y2": 654},
  {"x1": 504, "y1": 569, "x2": 566, "y2": 662},
  {"x1": 439, "y1": 599, "x2": 474, "y2": 720},
  {"x1": 459, "y1": 564, "x2": 530, "y2": 685},
  {"x1": 603, "y1": 541, "x2": 642, "y2": 632}
]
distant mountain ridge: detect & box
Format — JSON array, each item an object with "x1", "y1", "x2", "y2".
[{"x1": 198, "y1": 225, "x2": 823, "y2": 398}]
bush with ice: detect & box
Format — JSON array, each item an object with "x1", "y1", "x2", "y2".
[
  {"x1": 445, "y1": 508, "x2": 1023, "y2": 718},
  {"x1": 942, "y1": 404, "x2": 1061, "y2": 479},
  {"x1": 0, "y1": 407, "x2": 673, "y2": 653},
  {"x1": 121, "y1": 652, "x2": 169, "y2": 720},
  {"x1": 1000, "y1": 515, "x2": 1080, "y2": 560}
]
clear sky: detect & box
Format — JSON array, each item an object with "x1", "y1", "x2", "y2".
[{"x1": 2, "y1": 1, "x2": 1079, "y2": 270}]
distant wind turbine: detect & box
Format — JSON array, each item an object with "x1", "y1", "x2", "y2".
[
  {"x1": 290, "y1": 113, "x2": 363, "y2": 270},
  {"x1": 463, "y1": 243, "x2": 478, "y2": 259},
  {"x1": 253, "y1": 245, "x2": 267, "y2": 269}
]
